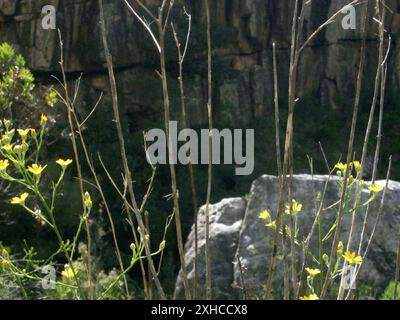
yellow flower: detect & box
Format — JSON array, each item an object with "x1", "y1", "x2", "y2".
[
  {"x1": 305, "y1": 268, "x2": 321, "y2": 277},
  {"x1": 56, "y1": 159, "x2": 73, "y2": 169},
  {"x1": 337, "y1": 241, "x2": 344, "y2": 256},
  {"x1": 29, "y1": 128, "x2": 37, "y2": 138},
  {"x1": 369, "y1": 184, "x2": 383, "y2": 194},
  {"x1": 2, "y1": 119, "x2": 11, "y2": 129},
  {"x1": 335, "y1": 162, "x2": 347, "y2": 172},
  {"x1": 61, "y1": 265, "x2": 75, "y2": 279},
  {"x1": 83, "y1": 191, "x2": 92, "y2": 209},
  {"x1": 0, "y1": 258, "x2": 10, "y2": 270},
  {"x1": 300, "y1": 294, "x2": 319, "y2": 300},
  {"x1": 17, "y1": 129, "x2": 30, "y2": 140},
  {"x1": 45, "y1": 90, "x2": 58, "y2": 107},
  {"x1": 259, "y1": 209, "x2": 271, "y2": 221},
  {"x1": 0, "y1": 159, "x2": 9, "y2": 171},
  {"x1": 40, "y1": 114, "x2": 48, "y2": 126},
  {"x1": 342, "y1": 251, "x2": 363, "y2": 265},
  {"x1": 353, "y1": 161, "x2": 361, "y2": 172},
  {"x1": 1, "y1": 135, "x2": 10, "y2": 145},
  {"x1": 11, "y1": 193, "x2": 29, "y2": 205},
  {"x1": 27, "y1": 164, "x2": 46, "y2": 176},
  {"x1": 265, "y1": 220, "x2": 276, "y2": 229},
  {"x1": 2, "y1": 144, "x2": 13, "y2": 153},
  {"x1": 285, "y1": 199, "x2": 303, "y2": 215},
  {"x1": 292, "y1": 200, "x2": 303, "y2": 213}
]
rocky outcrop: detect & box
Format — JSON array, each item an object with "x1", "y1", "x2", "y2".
[
  {"x1": 175, "y1": 175, "x2": 400, "y2": 299},
  {"x1": 176, "y1": 198, "x2": 247, "y2": 299},
  {"x1": 2, "y1": 1, "x2": 400, "y2": 128}
]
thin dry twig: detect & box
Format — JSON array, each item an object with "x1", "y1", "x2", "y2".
[
  {"x1": 345, "y1": 156, "x2": 392, "y2": 300},
  {"x1": 338, "y1": 0, "x2": 387, "y2": 299},
  {"x1": 272, "y1": 42, "x2": 282, "y2": 177},
  {"x1": 123, "y1": 0, "x2": 161, "y2": 52},
  {"x1": 56, "y1": 30, "x2": 93, "y2": 298},
  {"x1": 204, "y1": 0, "x2": 213, "y2": 300},
  {"x1": 155, "y1": 1, "x2": 192, "y2": 298},
  {"x1": 320, "y1": 0, "x2": 370, "y2": 299},
  {"x1": 265, "y1": 0, "x2": 300, "y2": 299},
  {"x1": 99, "y1": 0, "x2": 166, "y2": 299},
  {"x1": 171, "y1": 18, "x2": 200, "y2": 298}
]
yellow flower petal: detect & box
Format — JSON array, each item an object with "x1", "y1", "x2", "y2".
[
  {"x1": 305, "y1": 268, "x2": 321, "y2": 277},
  {"x1": 300, "y1": 294, "x2": 319, "y2": 300},
  {"x1": 2, "y1": 144, "x2": 13, "y2": 153},
  {"x1": 27, "y1": 164, "x2": 46, "y2": 176},
  {"x1": 0, "y1": 159, "x2": 9, "y2": 171},
  {"x1": 83, "y1": 191, "x2": 92, "y2": 209},
  {"x1": 11, "y1": 193, "x2": 29, "y2": 205},
  {"x1": 353, "y1": 256, "x2": 363, "y2": 265},
  {"x1": 369, "y1": 184, "x2": 383, "y2": 194},
  {"x1": 0, "y1": 258, "x2": 11, "y2": 270},
  {"x1": 46, "y1": 90, "x2": 58, "y2": 107},
  {"x1": 56, "y1": 158, "x2": 73, "y2": 169},
  {"x1": 40, "y1": 114, "x2": 48, "y2": 126},
  {"x1": 259, "y1": 209, "x2": 271, "y2": 221},
  {"x1": 335, "y1": 162, "x2": 347, "y2": 172},
  {"x1": 353, "y1": 161, "x2": 361, "y2": 172},
  {"x1": 285, "y1": 199, "x2": 303, "y2": 215},
  {"x1": 61, "y1": 265, "x2": 75, "y2": 279},
  {"x1": 17, "y1": 129, "x2": 30, "y2": 140},
  {"x1": 342, "y1": 251, "x2": 363, "y2": 265},
  {"x1": 265, "y1": 220, "x2": 276, "y2": 229}
]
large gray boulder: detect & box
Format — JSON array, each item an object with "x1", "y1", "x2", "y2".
[
  {"x1": 175, "y1": 175, "x2": 400, "y2": 299},
  {"x1": 175, "y1": 198, "x2": 247, "y2": 299}
]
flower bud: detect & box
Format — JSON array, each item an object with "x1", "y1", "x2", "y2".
[
  {"x1": 1, "y1": 248, "x2": 9, "y2": 259},
  {"x1": 337, "y1": 241, "x2": 344, "y2": 256},
  {"x1": 83, "y1": 192, "x2": 92, "y2": 210},
  {"x1": 322, "y1": 254, "x2": 329, "y2": 267},
  {"x1": 40, "y1": 114, "x2": 48, "y2": 126},
  {"x1": 30, "y1": 128, "x2": 37, "y2": 138},
  {"x1": 159, "y1": 240, "x2": 166, "y2": 251},
  {"x1": 2, "y1": 119, "x2": 11, "y2": 130}
]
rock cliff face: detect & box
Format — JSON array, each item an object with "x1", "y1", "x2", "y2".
[
  {"x1": 175, "y1": 175, "x2": 400, "y2": 299},
  {"x1": 1, "y1": 0, "x2": 400, "y2": 128},
  {"x1": 2, "y1": 0, "x2": 399, "y2": 300}
]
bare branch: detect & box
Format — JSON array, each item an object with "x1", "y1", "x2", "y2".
[{"x1": 123, "y1": 0, "x2": 161, "y2": 53}]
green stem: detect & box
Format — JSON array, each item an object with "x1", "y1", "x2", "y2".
[
  {"x1": 318, "y1": 213, "x2": 323, "y2": 294},
  {"x1": 33, "y1": 185, "x2": 86, "y2": 299},
  {"x1": 70, "y1": 212, "x2": 87, "y2": 261}
]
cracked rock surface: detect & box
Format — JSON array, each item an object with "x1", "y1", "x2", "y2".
[
  {"x1": 175, "y1": 175, "x2": 400, "y2": 299},
  {"x1": 2, "y1": 1, "x2": 400, "y2": 127}
]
